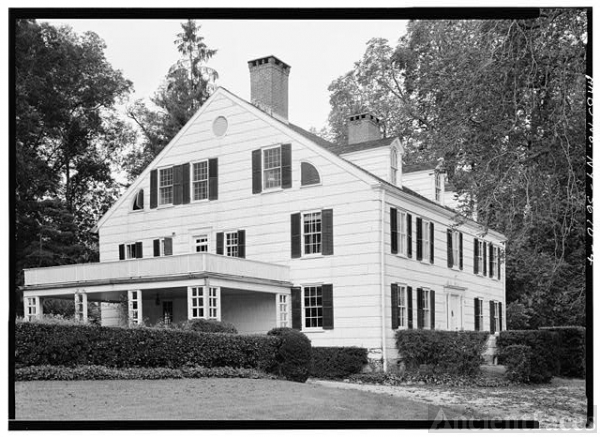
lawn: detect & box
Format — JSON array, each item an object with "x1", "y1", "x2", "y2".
[{"x1": 14, "y1": 378, "x2": 462, "y2": 421}]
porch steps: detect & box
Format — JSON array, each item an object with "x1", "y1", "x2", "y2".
[{"x1": 482, "y1": 333, "x2": 498, "y2": 365}]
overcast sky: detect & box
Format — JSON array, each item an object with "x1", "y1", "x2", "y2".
[{"x1": 42, "y1": 19, "x2": 407, "y2": 131}]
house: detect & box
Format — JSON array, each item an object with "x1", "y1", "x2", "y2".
[{"x1": 21, "y1": 55, "x2": 506, "y2": 370}]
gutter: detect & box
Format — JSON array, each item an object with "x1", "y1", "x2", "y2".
[{"x1": 379, "y1": 185, "x2": 388, "y2": 372}]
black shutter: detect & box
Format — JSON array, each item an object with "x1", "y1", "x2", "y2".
[
  {"x1": 429, "y1": 222, "x2": 435, "y2": 264},
  {"x1": 416, "y1": 218, "x2": 423, "y2": 261},
  {"x1": 173, "y1": 165, "x2": 183, "y2": 205},
  {"x1": 291, "y1": 287, "x2": 302, "y2": 330},
  {"x1": 119, "y1": 244, "x2": 125, "y2": 260},
  {"x1": 447, "y1": 229, "x2": 453, "y2": 267},
  {"x1": 281, "y1": 144, "x2": 292, "y2": 189},
  {"x1": 182, "y1": 163, "x2": 190, "y2": 204},
  {"x1": 474, "y1": 298, "x2": 480, "y2": 331},
  {"x1": 291, "y1": 213, "x2": 301, "y2": 258},
  {"x1": 459, "y1": 232, "x2": 463, "y2": 270},
  {"x1": 474, "y1": 238, "x2": 479, "y2": 274},
  {"x1": 430, "y1": 290, "x2": 435, "y2": 329},
  {"x1": 208, "y1": 158, "x2": 218, "y2": 200},
  {"x1": 237, "y1": 230, "x2": 245, "y2": 258},
  {"x1": 153, "y1": 239, "x2": 160, "y2": 257},
  {"x1": 150, "y1": 170, "x2": 157, "y2": 209},
  {"x1": 216, "y1": 232, "x2": 224, "y2": 255},
  {"x1": 407, "y1": 214, "x2": 413, "y2": 258},
  {"x1": 490, "y1": 301, "x2": 496, "y2": 333},
  {"x1": 407, "y1": 286, "x2": 413, "y2": 329},
  {"x1": 322, "y1": 209, "x2": 334, "y2": 255},
  {"x1": 322, "y1": 284, "x2": 334, "y2": 329},
  {"x1": 252, "y1": 149, "x2": 262, "y2": 194},
  {"x1": 498, "y1": 302, "x2": 503, "y2": 331},
  {"x1": 417, "y1": 288, "x2": 424, "y2": 329},
  {"x1": 135, "y1": 242, "x2": 143, "y2": 259},
  {"x1": 498, "y1": 250, "x2": 502, "y2": 280},
  {"x1": 391, "y1": 284, "x2": 399, "y2": 329},
  {"x1": 483, "y1": 241, "x2": 487, "y2": 276},
  {"x1": 391, "y1": 208, "x2": 398, "y2": 254},
  {"x1": 489, "y1": 243, "x2": 494, "y2": 277},
  {"x1": 164, "y1": 237, "x2": 173, "y2": 256}
]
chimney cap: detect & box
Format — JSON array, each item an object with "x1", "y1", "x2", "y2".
[
  {"x1": 248, "y1": 55, "x2": 291, "y2": 70},
  {"x1": 348, "y1": 113, "x2": 380, "y2": 124}
]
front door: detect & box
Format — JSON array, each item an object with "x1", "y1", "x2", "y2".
[
  {"x1": 163, "y1": 301, "x2": 173, "y2": 325},
  {"x1": 449, "y1": 294, "x2": 462, "y2": 330}
]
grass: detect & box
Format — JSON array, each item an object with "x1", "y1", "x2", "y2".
[{"x1": 14, "y1": 378, "x2": 463, "y2": 421}]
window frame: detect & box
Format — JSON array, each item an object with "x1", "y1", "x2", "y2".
[
  {"x1": 396, "y1": 284, "x2": 408, "y2": 328},
  {"x1": 475, "y1": 297, "x2": 484, "y2": 331},
  {"x1": 158, "y1": 166, "x2": 174, "y2": 206},
  {"x1": 191, "y1": 159, "x2": 209, "y2": 202},
  {"x1": 452, "y1": 230, "x2": 460, "y2": 268},
  {"x1": 434, "y1": 172, "x2": 443, "y2": 203},
  {"x1": 302, "y1": 284, "x2": 324, "y2": 330},
  {"x1": 422, "y1": 288, "x2": 431, "y2": 329},
  {"x1": 490, "y1": 245, "x2": 498, "y2": 279},
  {"x1": 262, "y1": 145, "x2": 283, "y2": 191},
  {"x1": 125, "y1": 242, "x2": 138, "y2": 260},
  {"x1": 302, "y1": 210, "x2": 323, "y2": 256},
  {"x1": 278, "y1": 294, "x2": 289, "y2": 327},
  {"x1": 189, "y1": 286, "x2": 205, "y2": 319},
  {"x1": 132, "y1": 190, "x2": 144, "y2": 211},
  {"x1": 421, "y1": 219, "x2": 431, "y2": 263},
  {"x1": 477, "y1": 240, "x2": 484, "y2": 274},
  {"x1": 192, "y1": 234, "x2": 210, "y2": 253},
  {"x1": 208, "y1": 286, "x2": 220, "y2": 320},
  {"x1": 225, "y1": 231, "x2": 239, "y2": 257},
  {"x1": 25, "y1": 297, "x2": 38, "y2": 320},
  {"x1": 493, "y1": 300, "x2": 500, "y2": 333},
  {"x1": 398, "y1": 211, "x2": 408, "y2": 256},
  {"x1": 390, "y1": 148, "x2": 398, "y2": 185}
]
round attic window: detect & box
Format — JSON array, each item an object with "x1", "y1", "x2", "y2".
[{"x1": 212, "y1": 116, "x2": 228, "y2": 137}]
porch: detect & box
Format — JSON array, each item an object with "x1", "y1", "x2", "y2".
[{"x1": 21, "y1": 253, "x2": 292, "y2": 334}]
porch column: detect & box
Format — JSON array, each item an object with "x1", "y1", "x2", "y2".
[
  {"x1": 127, "y1": 290, "x2": 143, "y2": 326},
  {"x1": 74, "y1": 291, "x2": 88, "y2": 322}
]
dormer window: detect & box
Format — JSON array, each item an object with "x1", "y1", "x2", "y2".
[
  {"x1": 132, "y1": 189, "x2": 144, "y2": 211},
  {"x1": 391, "y1": 148, "x2": 398, "y2": 185}
]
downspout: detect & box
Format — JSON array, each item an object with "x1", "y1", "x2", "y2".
[{"x1": 379, "y1": 185, "x2": 388, "y2": 372}]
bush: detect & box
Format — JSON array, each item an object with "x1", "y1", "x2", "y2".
[
  {"x1": 267, "y1": 327, "x2": 312, "y2": 383},
  {"x1": 310, "y1": 347, "x2": 369, "y2": 379},
  {"x1": 395, "y1": 330, "x2": 489, "y2": 376},
  {"x1": 506, "y1": 302, "x2": 531, "y2": 330},
  {"x1": 500, "y1": 345, "x2": 532, "y2": 383},
  {"x1": 540, "y1": 326, "x2": 586, "y2": 378},
  {"x1": 15, "y1": 320, "x2": 277, "y2": 370},
  {"x1": 496, "y1": 330, "x2": 559, "y2": 383},
  {"x1": 175, "y1": 318, "x2": 238, "y2": 334}
]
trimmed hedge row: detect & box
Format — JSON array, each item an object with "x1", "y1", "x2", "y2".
[
  {"x1": 496, "y1": 330, "x2": 559, "y2": 383},
  {"x1": 16, "y1": 321, "x2": 279, "y2": 370},
  {"x1": 310, "y1": 347, "x2": 369, "y2": 378},
  {"x1": 501, "y1": 345, "x2": 532, "y2": 383},
  {"x1": 395, "y1": 330, "x2": 489, "y2": 376},
  {"x1": 540, "y1": 326, "x2": 586, "y2": 378}
]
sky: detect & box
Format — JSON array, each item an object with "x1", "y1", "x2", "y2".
[{"x1": 41, "y1": 19, "x2": 408, "y2": 131}]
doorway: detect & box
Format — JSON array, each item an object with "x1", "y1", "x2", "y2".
[
  {"x1": 449, "y1": 294, "x2": 462, "y2": 330},
  {"x1": 162, "y1": 301, "x2": 173, "y2": 325}
]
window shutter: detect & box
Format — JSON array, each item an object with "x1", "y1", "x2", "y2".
[
  {"x1": 489, "y1": 243, "x2": 494, "y2": 277},
  {"x1": 430, "y1": 290, "x2": 435, "y2": 329},
  {"x1": 182, "y1": 163, "x2": 190, "y2": 204},
  {"x1": 473, "y1": 238, "x2": 479, "y2": 274},
  {"x1": 474, "y1": 298, "x2": 480, "y2": 331},
  {"x1": 135, "y1": 242, "x2": 143, "y2": 259},
  {"x1": 407, "y1": 286, "x2": 413, "y2": 329},
  {"x1": 498, "y1": 302, "x2": 503, "y2": 331},
  {"x1": 429, "y1": 222, "x2": 434, "y2": 264},
  {"x1": 407, "y1": 214, "x2": 413, "y2": 258},
  {"x1": 416, "y1": 217, "x2": 423, "y2": 261},
  {"x1": 390, "y1": 208, "x2": 398, "y2": 254},
  {"x1": 164, "y1": 237, "x2": 173, "y2": 256},
  {"x1": 417, "y1": 288, "x2": 424, "y2": 329},
  {"x1": 208, "y1": 158, "x2": 218, "y2": 200},
  {"x1": 447, "y1": 229, "x2": 453, "y2": 267},
  {"x1": 498, "y1": 250, "x2": 502, "y2": 280},
  {"x1": 291, "y1": 287, "x2": 302, "y2": 330},
  {"x1": 252, "y1": 149, "x2": 262, "y2": 194},
  {"x1": 150, "y1": 170, "x2": 157, "y2": 209},
  {"x1": 281, "y1": 143, "x2": 292, "y2": 189},
  {"x1": 459, "y1": 232, "x2": 463, "y2": 270},
  {"x1": 322, "y1": 209, "x2": 334, "y2": 256},
  {"x1": 391, "y1": 284, "x2": 399, "y2": 329},
  {"x1": 173, "y1": 164, "x2": 183, "y2": 205},
  {"x1": 483, "y1": 242, "x2": 487, "y2": 276},
  {"x1": 489, "y1": 300, "x2": 495, "y2": 333},
  {"x1": 216, "y1": 232, "x2": 224, "y2": 255},
  {"x1": 322, "y1": 284, "x2": 334, "y2": 329},
  {"x1": 119, "y1": 244, "x2": 125, "y2": 260},
  {"x1": 291, "y1": 213, "x2": 301, "y2": 258},
  {"x1": 153, "y1": 239, "x2": 160, "y2": 257},
  {"x1": 237, "y1": 230, "x2": 245, "y2": 258}
]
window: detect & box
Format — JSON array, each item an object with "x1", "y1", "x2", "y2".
[
  {"x1": 217, "y1": 230, "x2": 245, "y2": 258},
  {"x1": 490, "y1": 245, "x2": 497, "y2": 278},
  {"x1": 304, "y1": 285, "x2": 323, "y2": 328},
  {"x1": 396, "y1": 285, "x2": 408, "y2": 328},
  {"x1": 162, "y1": 301, "x2": 173, "y2": 325},
  {"x1": 303, "y1": 212, "x2": 322, "y2": 255},
  {"x1": 477, "y1": 240, "x2": 484, "y2": 274},
  {"x1": 447, "y1": 230, "x2": 463, "y2": 269},
  {"x1": 192, "y1": 160, "x2": 209, "y2": 201},
  {"x1": 474, "y1": 298, "x2": 484, "y2": 331},
  {"x1": 417, "y1": 218, "x2": 434, "y2": 263},
  {"x1": 190, "y1": 287, "x2": 204, "y2": 319},
  {"x1": 159, "y1": 167, "x2": 174, "y2": 205},
  {"x1": 132, "y1": 189, "x2": 144, "y2": 210},
  {"x1": 193, "y1": 235, "x2": 209, "y2": 253},
  {"x1": 263, "y1": 146, "x2": 282, "y2": 189},
  {"x1": 153, "y1": 237, "x2": 173, "y2": 257},
  {"x1": 208, "y1": 287, "x2": 219, "y2": 319},
  {"x1": 301, "y1": 162, "x2": 320, "y2": 186},
  {"x1": 434, "y1": 172, "x2": 442, "y2": 203},
  {"x1": 25, "y1": 297, "x2": 38, "y2": 320},
  {"x1": 422, "y1": 220, "x2": 430, "y2": 262},
  {"x1": 452, "y1": 232, "x2": 460, "y2": 267},
  {"x1": 391, "y1": 148, "x2": 398, "y2": 185},
  {"x1": 421, "y1": 289, "x2": 431, "y2": 329},
  {"x1": 398, "y1": 211, "x2": 407, "y2": 256},
  {"x1": 119, "y1": 242, "x2": 143, "y2": 260},
  {"x1": 128, "y1": 290, "x2": 142, "y2": 326},
  {"x1": 493, "y1": 301, "x2": 500, "y2": 333},
  {"x1": 226, "y1": 231, "x2": 239, "y2": 257},
  {"x1": 279, "y1": 295, "x2": 289, "y2": 327}
]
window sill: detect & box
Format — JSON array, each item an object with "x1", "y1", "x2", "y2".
[
  {"x1": 190, "y1": 198, "x2": 210, "y2": 204},
  {"x1": 156, "y1": 204, "x2": 174, "y2": 210},
  {"x1": 298, "y1": 253, "x2": 327, "y2": 260},
  {"x1": 261, "y1": 187, "x2": 284, "y2": 195},
  {"x1": 302, "y1": 328, "x2": 326, "y2": 333}
]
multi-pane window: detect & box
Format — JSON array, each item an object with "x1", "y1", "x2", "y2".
[
  {"x1": 452, "y1": 231, "x2": 460, "y2": 267},
  {"x1": 193, "y1": 235, "x2": 209, "y2": 253},
  {"x1": 190, "y1": 287, "x2": 204, "y2": 319},
  {"x1": 422, "y1": 220, "x2": 430, "y2": 262},
  {"x1": 128, "y1": 290, "x2": 141, "y2": 325},
  {"x1": 397, "y1": 285, "x2": 408, "y2": 328},
  {"x1": 398, "y1": 211, "x2": 407, "y2": 256},
  {"x1": 208, "y1": 287, "x2": 219, "y2": 319},
  {"x1": 26, "y1": 297, "x2": 38, "y2": 320},
  {"x1": 435, "y1": 172, "x2": 442, "y2": 202},
  {"x1": 475, "y1": 298, "x2": 484, "y2": 331},
  {"x1": 303, "y1": 212, "x2": 322, "y2": 255},
  {"x1": 159, "y1": 167, "x2": 174, "y2": 205},
  {"x1": 263, "y1": 146, "x2": 282, "y2": 189},
  {"x1": 422, "y1": 289, "x2": 430, "y2": 329},
  {"x1": 390, "y1": 148, "x2": 398, "y2": 185},
  {"x1": 477, "y1": 240, "x2": 484, "y2": 274},
  {"x1": 226, "y1": 232, "x2": 239, "y2": 257},
  {"x1": 192, "y1": 161, "x2": 209, "y2": 201},
  {"x1": 493, "y1": 301, "x2": 500, "y2": 332},
  {"x1": 304, "y1": 285, "x2": 323, "y2": 328},
  {"x1": 490, "y1": 245, "x2": 497, "y2": 278},
  {"x1": 279, "y1": 294, "x2": 289, "y2": 327}
]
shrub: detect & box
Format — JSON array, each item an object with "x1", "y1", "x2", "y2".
[
  {"x1": 540, "y1": 326, "x2": 586, "y2": 378},
  {"x1": 267, "y1": 327, "x2": 312, "y2": 383},
  {"x1": 500, "y1": 345, "x2": 532, "y2": 383},
  {"x1": 15, "y1": 320, "x2": 277, "y2": 370},
  {"x1": 506, "y1": 302, "x2": 531, "y2": 330},
  {"x1": 496, "y1": 330, "x2": 559, "y2": 383},
  {"x1": 395, "y1": 330, "x2": 489, "y2": 376},
  {"x1": 310, "y1": 347, "x2": 369, "y2": 379},
  {"x1": 175, "y1": 318, "x2": 238, "y2": 334}
]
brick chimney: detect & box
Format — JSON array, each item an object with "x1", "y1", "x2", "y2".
[
  {"x1": 347, "y1": 113, "x2": 381, "y2": 145},
  {"x1": 248, "y1": 55, "x2": 291, "y2": 122}
]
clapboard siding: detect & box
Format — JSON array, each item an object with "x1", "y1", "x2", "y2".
[
  {"x1": 402, "y1": 170, "x2": 434, "y2": 200},
  {"x1": 341, "y1": 146, "x2": 391, "y2": 183}
]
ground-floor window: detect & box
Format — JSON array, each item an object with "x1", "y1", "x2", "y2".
[
  {"x1": 279, "y1": 294, "x2": 289, "y2": 327},
  {"x1": 188, "y1": 286, "x2": 220, "y2": 320},
  {"x1": 25, "y1": 297, "x2": 38, "y2": 320},
  {"x1": 304, "y1": 285, "x2": 323, "y2": 328},
  {"x1": 474, "y1": 298, "x2": 484, "y2": 331},
  {"x1": 74, "y1": 292, "x2": 87, "y2": 321},
  {"x1": 397, "y1": 285, "x2": 408, "y2": 328},
  {"x1": 420, "y1": 288, "x2": 431, "y2": 329},
  {"x1": 128, "y1": 290, "x2": 142, "y2": 325},
  {"x1": 190, "y1": 287, "x2": 204, "y2": 319},
  {"x1": 208, "y1": 287, "x2": 219, "y2": 319},
  {"x1": 493, "y1": 301, "x2": 500, "y2": 333}
]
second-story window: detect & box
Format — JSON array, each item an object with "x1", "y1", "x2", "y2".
[
  {"x1": 263, "y1": 146, "x2": 282, "y2": 189},
  {"x1": 391, "y1": 148, "x2": 398, "y2": 185},
  {"x1": 159, "y1": 167, "x2": 174, "y2": 205},
  {"x1": 193, "y1": 235, "x2": 209, "y2": 253},
  {"x1": 192, "y1": 161, "x2": 209, "y2": 201},
  {"x1": 303, "y1": 211, "x2": 322, "y2": 255}
]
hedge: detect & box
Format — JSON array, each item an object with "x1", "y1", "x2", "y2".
[
  {"x1": 395, "y1": 330, "x2": 489, "y2": 376},
  {"x1": 267, "y1": 328, "x2": 312, "y2": 383},
  {"x1": 310, "y1": 347, "x2": 369, "y2": 379},
  {"x1": 500, "y1": 345, "x2": 532, "y2": 383},
  {"x1": 176, "y1": 318, "x2": 238, "y2": 334},
  {"x1": 540, "y1": 326, "x2": 586, "y2": 378},
  {"x1": 15, "y1": 321, "x2": 279, "y2": 370},
  {"x1": 496, "y1": 330, "x2": 559, "y2": 383}
]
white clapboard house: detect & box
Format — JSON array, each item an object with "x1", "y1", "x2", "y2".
[{"x1": 22, "y1": 56, "x2": 506, "y2": 367}]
